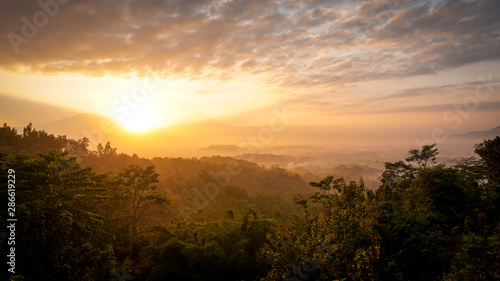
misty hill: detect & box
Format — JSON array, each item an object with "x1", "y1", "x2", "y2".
[
  {"x1": 452, "y1": 125, "x2": 500, "y2": 140},
  {"x1": 40, "y1": 113, "x2": 119, "y2": 139},
  {"x1": 33, "y1": 112, "x2": 475, "y2": 161},
  {"x1": 36, "y1": 112, "x2": 260, "y2": 156},
  {"x1": 0, "y1": 93, "x2": 78, "y2": 127},
  {"x1": 198, "y1": 144, "x2": 242, "y2": 156},
  {"x1": 234, "y1": 153, "x2": 298, "y2": 167},
  {"x1": 0, "y1": 122, "x2": 316, "y2": 220},
  {"x1": 79, "y1": 152, "x2": 315, "y2": 196},
  {"x1": 0, "y1": 121, "x2": 316, "y2": 196}
]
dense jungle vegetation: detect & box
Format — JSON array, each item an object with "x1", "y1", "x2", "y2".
[{"x1": 1, "y1": 123, "x2": 499, "y2": 281}]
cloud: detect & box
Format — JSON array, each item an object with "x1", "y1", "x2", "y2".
[
  {"x1": 372, "y1": 89, "x2": 423, "y2": 101},
  {"x1": 378, "y1": 100, "x2": 500, "y2": 114},
  {"x1": 369, "y1": 80, "x2": 497, "y2": 102},
  {"x1": 1, "y1": 0, "x2": 499, "y2": 89},
  {"x1": 281, "y1": 79, "x2": 500, "y2": 116}
]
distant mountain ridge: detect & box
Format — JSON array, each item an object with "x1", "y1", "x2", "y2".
[
  {"x1": 39, "y1": 112, "x2": 251, "y2": 139},
  {"x1": 452, "y1": 126, "x2": 500, "y2": 139},
  {"x1": 32, "y1": 112, "x2": 259, "y2": 157},
  {"x1": 40, "y1": 113, "x2": 115, "y2": 139},
  {"x1": 0, "y1": 93, "x2": 79, "y2": 127}
]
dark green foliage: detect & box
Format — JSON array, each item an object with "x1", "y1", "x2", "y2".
[
  {"x1": 381, "y1": 160, "x2": 415, "y2": 189},
  {"x1": 263, "y1": 177, "x2": 379, "y2": 281},
  {"x1": 0, "y1": 123, "x2": 89, "y2": 157},
  {"x1": 263, "y1": 141, "x2": 500, "y2": 281},
  {"x1": 115, "y1": 164, "x2": 169, "y2": 259},
  {"x1": 136, "y1": 214, "x2": 275, "y2": 281},
  {"x1": 377, "y1": 185, "x2": 448, "y2": 281},
  {"x1": 411, "y1": 165, "x2": 468, "y2": 229},
  {"x1": 474, "y1": 136, "x2": 500, "y2": 183},
  {"x1": 2, "y1": 123, "x2": 500, "y2": 281},
  {"x1": 1, "y1": 151, "x2": 115, "y2": 281},
  {"x1": 445, "y1": 229, "x2": 500, "y2": 281}
]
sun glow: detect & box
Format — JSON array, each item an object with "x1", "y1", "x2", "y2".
[{"x1": 115, "y1": 103, "x2": 162, "y2": 133}]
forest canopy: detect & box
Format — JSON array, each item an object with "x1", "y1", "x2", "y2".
[{"x1": 1, "y1": 123, "x2": 499, "y2": 281}]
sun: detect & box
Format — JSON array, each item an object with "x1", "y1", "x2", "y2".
[{"x1": 115, "y1": 103, "x2": 162, "y2": 133}]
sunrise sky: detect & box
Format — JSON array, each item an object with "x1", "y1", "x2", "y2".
[{"x1": 1, "y1": 0, "x2": 499, "y2": 140}]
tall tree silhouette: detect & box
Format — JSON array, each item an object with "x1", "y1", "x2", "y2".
[
  {"x1": 116, "y1": 165, "x2": 168, "y2": 258},
  {"x1": 406, "y1": 143, "x2": 438, "y2": 170}
]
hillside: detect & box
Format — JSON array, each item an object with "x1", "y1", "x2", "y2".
[
  {"x1": 1, "y1": 122, "x2": 500, "y2": 281},
  {"x1": 79, "y1": 152, "x2": 315, "y2": 196},
  {"x1": 452, "y1": 125, "x2": 500, "y2": 140}
]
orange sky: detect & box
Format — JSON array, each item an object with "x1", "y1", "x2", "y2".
[{"x1": 1, "y1": 0, "x2": 499, "y2": 141}]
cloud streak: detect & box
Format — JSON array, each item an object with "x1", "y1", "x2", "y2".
[{"x1": 281, "y1": 79, "x2": 500, "y2": 116}]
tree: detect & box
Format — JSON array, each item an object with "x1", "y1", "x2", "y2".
[
  {"x1": 474, "y1": 136, "x2": 500, "y2": 183},
  {"x1": 406, "y1": 143, "x2": 438, "y2": 170},
  {"x1": 263, "y1": 177, "x2": 379, "y2": 281},
  {"x1": 411, "y1": 165, "x2": 467, "y2": 229},
  {"x1": 455, "y1": 157, "x2": 488, "y2": 187},
  {"x1": 445, "y1": 229, "x2": 500, "y2": 281},
  {"x1": 116, "y1": 165, "x2": 168, "y2": 258},
  {"x1": 97, "y1": 141, "x2": 118, "y2": 157},
  {"x1": 381, "y1": 160, "x2": 415, "y2": 189},
  {"x1": 0, "y1": 123, "x2": 20, "y2": 154},
  {"x1": 66, "y1": 137, "x2": 90, "y2": 157},
  {"x1": 0, "y1": 123, "x2": 90, "y2": 157},
  {"x1": 0, "y1": 152, "x2": 7, "y2": 162},
  {"x1": 2, "y1": 151, "x2": 114, "y2": 280}
]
